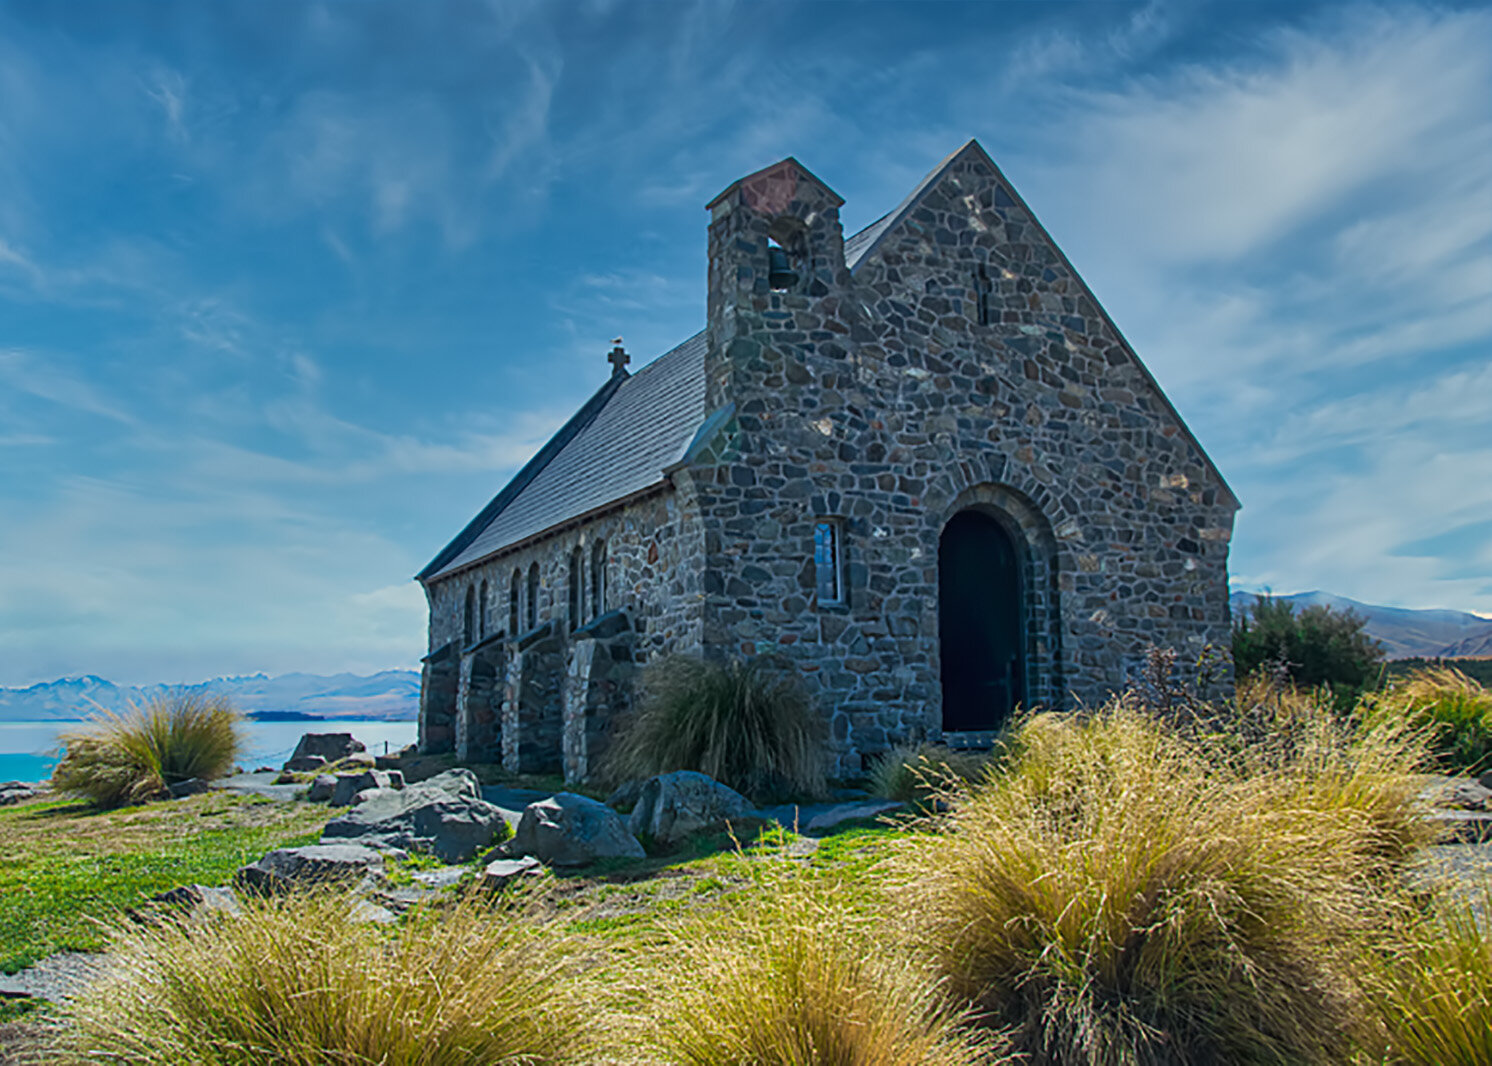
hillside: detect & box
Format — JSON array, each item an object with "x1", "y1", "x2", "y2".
[
  {"x1": 0, "y1": 671, "x2": 420, "y2": 722},
  {"x1": 1229, "y1": 590, "x2": 1492, "y2": 660}
]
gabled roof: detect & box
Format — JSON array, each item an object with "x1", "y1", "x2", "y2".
[
  {"x1": 421, "y1": 332, "x2": 706, "y2": 580},
  {"x1": 421, "y1": 139, "x2": 1235, "y2": 583}
]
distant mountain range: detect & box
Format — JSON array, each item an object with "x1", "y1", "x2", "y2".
[
  {"x1": 1229, "y1": 591, "x2": 1492, "y2": 660},
  {"x1": 0, "y1": 670, "x2": 420, "y2": 723}
]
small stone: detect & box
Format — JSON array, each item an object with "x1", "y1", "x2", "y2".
[
  {"x1": 167, "y1": 777, "x2": 211, "y2": 799},
  {"x1": 307, "y1": 775, "x2": 337, "y2": 802},
  {"x1": 235, "y1": 844, "x2": 389, "y2": 895},
  {"x1": 804, "y1": 800, "x2": 904, "y2": 833},
  {"x1": 482, "y1": 855, "x2": 543, "y2": 889}
]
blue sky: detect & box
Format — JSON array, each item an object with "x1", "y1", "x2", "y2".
[{"x1": 0, "y1": 0, "x2": 1488, "y2": 687}]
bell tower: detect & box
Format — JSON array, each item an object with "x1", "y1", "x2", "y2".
[{"x1": 703, "y1": 157, "x2": 848, "y2": 410}]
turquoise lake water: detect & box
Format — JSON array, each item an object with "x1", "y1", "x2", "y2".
[{"x1": 0, "y1": 719, "x2": 418, "y2": 784}]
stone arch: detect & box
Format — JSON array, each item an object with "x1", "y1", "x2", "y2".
[{"x1": 936, "y1": 482, "x2": 1064, "y2": 719}]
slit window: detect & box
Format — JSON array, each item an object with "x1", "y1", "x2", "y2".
[
  {"x1": 509, "y1": 570, "x2": 520, "y2": 635},
  {"x1": 590, "y1": 540, "x2": 607, "y2": 619},
  {"x1": 974, "y1": 264, "x2": 992, "y2": 326},
  {"x1": 568, "y1": 547, "x2": 583, "y2": 629},
  {"x1": 463, "y1": 585, "x2": 476, "y2": 645},
  {"x1": 814, "y1": 519, "x2": 845, "y2": 606},
  {"x1": 478, "y1": 580, "x2": 488, "y2": 640},
  {"x1": 526, "y1": 563, "x2": 539, "y2": 631}
]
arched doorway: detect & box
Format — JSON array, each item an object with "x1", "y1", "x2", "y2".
[{"x1": 938, "y1": 509, "x2": 1026, "y2": 733}]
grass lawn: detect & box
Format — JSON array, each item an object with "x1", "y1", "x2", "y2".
[{"x1": 0, "y1": 791, "x2": 330, "y2": 972}]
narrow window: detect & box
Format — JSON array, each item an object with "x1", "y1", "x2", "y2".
[
  {"x1": 568, "y1": 547, "x2": 583, "y2": 629},
  {"x1": 590, "y1": 540, "x2": 607, "y2": 619},
  {"x1": 974, "y1": 263, "x2": 993, "y2": 326},
  {"x1": 526, "y1": 562, "x2": 540, "y2": 631},
  {"x1": 478, "y1": 580, "x2": 488, "y2": 640},
  {"x1": 463, "y1": 585, "x2": 476, "y2": 646},
  {"x1": 814, "y1": 519, "x2": 845, "y2": 606},
  {"x1": 509, "y1": 570, "x2": 520, "y2": 635}
]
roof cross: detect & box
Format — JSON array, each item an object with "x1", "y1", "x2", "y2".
[{"x1": 608, "y1": 338, "x2": 630, "y2": 376}]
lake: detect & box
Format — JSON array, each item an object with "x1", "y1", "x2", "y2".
[{"x1": 0, "y1": 719, "x2": 419, "y2": 784}]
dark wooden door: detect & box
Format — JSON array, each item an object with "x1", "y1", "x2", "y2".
[{"x1": 938, "y1": 510, "x2": 1025, "y2": 732}]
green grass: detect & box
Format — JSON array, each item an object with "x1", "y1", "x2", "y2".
[
  {"x1": 1367, "y1": 666, "x2": 1492, "y2": 776},
  {"x1": 0, "y1": 792, "x2": 328, "y2": 972}
]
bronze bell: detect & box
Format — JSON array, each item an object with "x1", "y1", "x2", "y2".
[{"x1": 767, "y1": 245, "x2": 798, "y2": 290}]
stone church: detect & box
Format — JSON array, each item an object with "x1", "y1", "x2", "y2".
[{"x1": 415, "y1": 139, "x2": 1238, "y2": 781}]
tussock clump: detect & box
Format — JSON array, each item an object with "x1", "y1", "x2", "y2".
[
  {"x1": 51, "y1": 693, "x2": 241, "y2": 808},
  {"x1": 604, "y1": 654, "x2": 826, "y2": 803},
  {"x1": 868, "y1": 743, "x2": 991, "y2": 805},
  {"x1": 1371, "y1": 881, "x2": 1492, "y2": 1066},
  {"x1": 43, "y1": 888, "x2": 596, "y2": 1065},
  {"x1": 1365, "y1": 666, "x2": 1492, "y2": 776},
  {"x1": 897, "y1": 697, "x2": 1428, "y2": 1066},
  {"x1": 639, "y1": 860, "x2": 1006, "y2": 1066}
]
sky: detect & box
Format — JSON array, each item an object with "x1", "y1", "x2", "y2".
[{"x1": 0, "y1": 0, "x2": 1488, "y2": 687}]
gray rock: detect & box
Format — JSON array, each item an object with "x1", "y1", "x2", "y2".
[
  {"x1": 1431, "y1": 810, "x2": 1492, "y2": 844},
  {"x1": 0, "y1": 783, "x2": 40, "y2": 806},
  {"x1": 348, "y1": 899, "x2": 398, "y2": 924},
  {"x1": 285, "y1": 733, "x2": 365, "y2": 770},
  {"x1": 283, "y1": 754, "x2": 327, "y2": 774},
  {"x1": 330, "y1": 770, "x2": 402, "y2": 807},
  {"x1": 804, "y1": 800, "x2": 905, "y2": 833},
  {"x1": 513, "y1": 792, "x2": 644, "y2": 866},
  {"x1": 628, "y1": 771, "x2": 751, "y2": 848},
  {"x1": 147, "y1": 883, "x2": 243, "y2": 917},
  {"x1": 321, "y1": 783, "x2": 508, "y2": 863},
  {"x1": 167, "y1": 777, "x2": 211, "y2": 799},
  {"x1": 421, "y1": 768, "x2": 481, "y2": 800},
  {"x1": 235, "y1": 843, "x2": 390, "y2": 894},
  {"x1": 1423, "y1": 776, "x2": 1492, "y2": 811},
  {"x1": 307, "y1": 774, "x2": 337, "y2": 802},
  {"x1": 1480, "y1": 770, "x2": 1492, "y2": 792},
  {"x1": 483, "y1": 855, "x2": 542, "y2": 889},
  {"x1": 411, "y1": 865, "x2": 469, "y2": 889},
  {"x1": 605, "y1": 779, "x2": 645, "y2": 811}
]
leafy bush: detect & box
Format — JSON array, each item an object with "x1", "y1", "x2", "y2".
[
  {"x1": 1232, "y1": 595, "x2": 1384, "y2": 708},
  {"x1": 868, "y1": 743, "x2": 990, "y2": 805},
  {"x1": 1366, "y1": 666, "x2": 1492, "y2": 775},
  {"x1": 641, "y1": 860, "x2": 1004, "y2": 1066},
  {"x1": 604, "y1": 654, "x2": 826, "y2": 803},
  {"x1": 1370, "y1": 882, "x2": 1492, "y2": 1066},
  {"x1": 51, "y1": 693, "x2": 242, "y2": 807},
  {"x1": 44, "y1": 888, "x2": 596, "y2": 1065},
  {"x1": 896, "y1": 697, "x2": 1427, "y2": 1066}
]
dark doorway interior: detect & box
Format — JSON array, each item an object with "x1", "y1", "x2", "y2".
[{"x1": 938, "y1": 510, "x2": 1026, "y2": 732}]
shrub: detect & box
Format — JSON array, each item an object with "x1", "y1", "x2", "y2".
[
  {"x1": 896, "y1": 698, "x2": 1426, "y2": 1066},
  {"x1": 43, "y1": 888, "x2": 596, "y2": 1066},
  {"x1": 1365, "y1": 666, "x2": 1492, "y2": 776},
  {"x1": 51, "y1": 693, "x2": 242, "y2": 807},
  {"x1": 1370, "y1": 882, "x2": 1492, "y2": 1066},
  {"x1": 640, "y1": 860, "x2": 1004, "y2": 1066},
  {"x1": 1232, "y1": 595, "x2": 1384, "y2": 708},
  {"x1": 868, "y1": 743, "x2": 990, "y2": 805},
  {"x1": 604, "y1": 654, "x2": 826, "y2": 803}
]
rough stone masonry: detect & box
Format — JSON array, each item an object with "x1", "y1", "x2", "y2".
[{"x1": 414, "y1": 139, "x2": 1238, "y2": 780}]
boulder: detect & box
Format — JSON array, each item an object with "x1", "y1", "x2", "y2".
[
  {"x1": 513, "y1": 792, "x2": 645, "y2": 866},
  {"x1": 605, "y1": 779, "x2": 645, "y2": 812},
  {"x1": 628, "y1": 771, "x2": 751, "y2": 848},
  {"x1": 483, "y1": 855, "x2": 542, "y2": 889},
  {"x1": 235, "y1": 843, "x2": 390, "y2": 895},
  {"x1": 283, "y1": 754, "x2": 327, "y2": 774},
  {"x1": 804, "y1": 800, "x2": 905, "y2": 834},
  {"x1": 285, "y1": 733, "x2": 365, "y2": 771},
  {"x1": 321, "y1": 782, "x2": 508, "y2": 863},
  {"x1": 147, "y1": 883, "x2": 243, "y2": 918},
  {"x1": 0, "y1": 782, "x2": 41, "y2": 806},
  {"x1": 421, "y1": 768, "x2": 481, "y2": 800},
  {"x1": 1431, "y1": 810, "x2": 1492, "y2": 844},
  {"x1": 167, "y1": 777, "x2": 211, "y2": 799},
  {"x1": 307, "y1": 774, "x2": 337, "y2": 802},
  {"x1": 330, "y1": 770, "x2": 403, "y2": 807}
]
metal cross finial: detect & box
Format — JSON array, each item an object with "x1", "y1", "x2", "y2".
[{"x1": 608, "y1": 338, "x2": 629, "y2": 376}]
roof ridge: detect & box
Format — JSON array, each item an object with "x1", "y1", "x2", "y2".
[{"x1": 845, "y1": 139, "x2": 981, "y2": 271}]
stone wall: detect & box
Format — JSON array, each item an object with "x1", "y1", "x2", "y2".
[
  {"x1": 420, "y1": 485, "x2": 707, "y2": 771},
  {"x1": 691, "y1": 150, "x2": 1237, "y2": 773}
]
